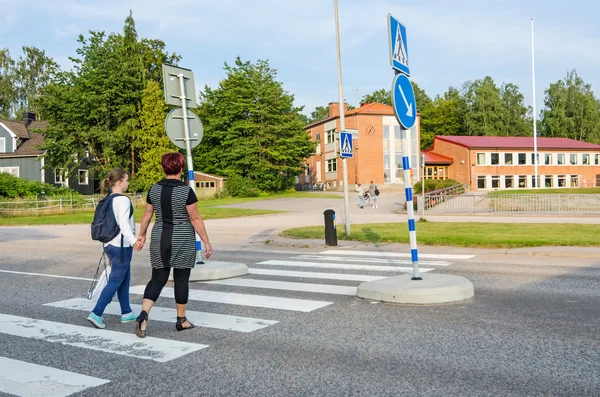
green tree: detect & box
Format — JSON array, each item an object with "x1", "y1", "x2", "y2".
[
  {"x1": 360, "y1": 88, "x2": 390, "y2": 106},
  {"x1": 194, "y1": 57, "x2": 315, "y2": 193},
  {"x1": 0, "y1": 49, "x2": 16, "y2": 118},
  {"x1": 420, "y1": 87, "x2": 467, "y2": 149},
  {"x1": 134, "y1": 80, "x2": 174, "y2": 190},
  {"x1": 500, "y1": 83, "x2": 531, "y2": 136},
  {"x1": 308, "y1": 105, "x2": 330, "y2": 123},
  {"x1": 541, "y1": 69, "x2": 600, "y2": 143},
  {"x1": 462, "y1": 76, "x2": 505, "y2": 136},
  {"x1": 14, "y1": 46, "x2": 59, "y2": 117},
  {"x1": 140, "y1": 38, "x2": 181, "y2": 85}
]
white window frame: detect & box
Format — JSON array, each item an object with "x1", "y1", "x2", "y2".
[
  {"x1": 569, "y1": 153, "x2": 578, "y2": 165},
  {"x1": 78, "y1": 169, "x2": 89, "y2": 185},
  {"x1": 325, "y1": 129, "x2": 336, "y2": 144},
  {"x1": 582, "y1": 154, "x2": 590, "y2": 165},
  {"x1": 504, "y1": 153, "x2": 513, "y2": 165},
  {"x1": 326, "y1": 158, "x2": 337, "y2": 172},
  {"x1": 0, "y1": 166, "x2": 19, "y2": 177},
  {"x1": 476, "y1": 153, "x2": 486, "y2": 165},
  {"x1": 518, "y1": 153, "x2": 527, "y2": 165},
  {"x1": 55, "y1": 169, "x2": 65, "y2": 184},
  {"x1": 490, "y1": 153, "x2": 499, "y2": 165},
  {"x1": 544, "y1": 153, "x2": 553, "y2": 165},
  {"x1": 0, "y1": 137, "x2": 5, "y2": 153}
]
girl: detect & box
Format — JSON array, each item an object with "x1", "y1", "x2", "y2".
[{"x1": 87, "y1": 169, "x2": 142, "y2": 329}]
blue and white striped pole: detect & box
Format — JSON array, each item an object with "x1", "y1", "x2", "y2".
[
  {"x1": 400, "y1": 128, "x2": 421, "y2": 280},
  {"x1": 178, "y1": 73, "x2": 204, "y2": 265}
]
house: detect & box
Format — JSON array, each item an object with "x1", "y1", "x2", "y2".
[
  {"x1": 0, "y1": 112, "x2": 96, "y2": 195},
  {"x1": 192, "y1": 171, "x2": 225, "y2": 199},
  {"x1": 300, "y1": 102, "x2": 421, "y2": 191},
  {"x1": 424, "y1": 135, "x2": 600, "y2": 190}
]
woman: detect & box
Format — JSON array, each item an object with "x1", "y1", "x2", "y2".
[
  {"x1": 135, "y1": 152, "x2": 213, "y2": 337},
  {"x1": 88, "y1": 169, "x2": 142, "y2": 329}
]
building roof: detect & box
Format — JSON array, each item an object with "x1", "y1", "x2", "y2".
[
  {"x1": 423, "y1": 150, "x2": 454, "y2": 165},
  {"x1": 193, "y1": 171, "x2": 225, "y2": 180},
  {"x1": 0, "y1": 119, "x2": 30, "y2": 139},
  {"x1": 27, "y1": 120, "x2": 49, "y2": 131},
  {"x1": 435, "y1": 135, "x2": 600, "y2": 150},
  {"x1": 0, "y1": 133, "x2": 44, "y2": 158},
  {"x1": 304, "y1": 102, "x2": 395, "y2": 128}
]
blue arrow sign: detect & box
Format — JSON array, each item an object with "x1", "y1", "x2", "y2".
[
  {"x1": 392, "y1": 73, "x2": 417, "y2": 129},
  {"x1": 340, "y1": 131, "x2": 353, "y2": 158},
  {"x1": 388, "y1": 14, "x2": 410, "y2": 76}
]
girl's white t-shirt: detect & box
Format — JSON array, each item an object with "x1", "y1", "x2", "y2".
[{"x1": 104, "y1": 195, "x2": 136, "y2": 247}]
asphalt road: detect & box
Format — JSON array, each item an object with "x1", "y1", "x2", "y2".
[{"x1": 0, "y1": 232, "x2": 599, "y2": 397}]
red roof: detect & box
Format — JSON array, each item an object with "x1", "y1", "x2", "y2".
[
  {"x1": 435, "y1": 136, "x2": 600, "y2": 150},
  {"x1": 423, "y1": 150, "x2": 453, "y2": 165}
]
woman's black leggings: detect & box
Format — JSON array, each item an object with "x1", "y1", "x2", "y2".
[{"x1": 143, "y1": 267, "x2": 191, "y2": 304}]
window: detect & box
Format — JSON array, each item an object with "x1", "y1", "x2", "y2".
[
  {"x1": 55, "y1": 169, "x2": 64, "y2": 184},
  {"x1": 196, "y1": 182, "x2": 200, "y2": 188},
  {"x1": 491, "y1": 153, "x2": 499, "y2": 165},
  {"x1": 518, "y1": 175, "x2": 526, "y2": 188},
  {"x1": 518, "y1": 153, "x2": 526, "y2": 165},
  {"x1": 210, "y1": 182, "x2": 215, "y2": 188},
  {"x1": 545, "y1": 175, "x2": 553, "y2": 188},
  {"x1": 0, "y1": 166, "x2": 18, "y2": 177},
  {"x1": 557, "y1": 154, "x2": 565, "y2": 165},
  {"x1": 477, "y1": 176, "x2": 486, "y2": 189},
  {"x1": 570, "y1": 154, "x2": 578, "y2": 165},
  {"x1": 491, "y1": 176, "x2": 500, "y2": 189},
  {"x1": 78, "y1": 169, "x2": 89, "y2": 185},
  {"x1": 531, "y1": 175, "x2": 539, "y2": 188},
  {"x1": 315, "y1": 133, "x2": 321, "y2": 154},
  {"x1": 504, "y1": 176, "x2": 513, "y2": 188},
  {"x1": 570, "y1": 175, "x2": 579, "y2": 187},
  {"x1": 582, "y1": 154, "x2": 590, "y2": 165},
  {"x1": 476, "y1": 153, "x2": 486, "y2": 165},
  {"x1": 545, "y1": 153, "x2": 552, "y2": 165},
  {"x1": 531, "y1": 153, "x2": 536, "y2": 165},
  {"x1": 0, "y1": 137, "x2": 5, "y2": 153},
  {"x1": 326, "y1": 158, "x2": 337, "y2": 172},
  {"x1": 504, "y1": 153, "x2": 513, "y2": 165},
  {"x1": 595, "y1": 154, "x2": 599, "y2": 165},
  {"x1": 325, "y1": 129, "x2": 335, "y2": 144},
  {"x1": 558, "y1": 175, "x2": 566, "y2": 187}
]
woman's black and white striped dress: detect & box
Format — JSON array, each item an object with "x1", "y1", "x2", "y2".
[{"x1": 147, "y1": 179, "x2": 198, "y2": 269}]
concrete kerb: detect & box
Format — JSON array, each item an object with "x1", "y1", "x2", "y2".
[
  {"x1": 357, "y1": 273, "x2": 474, "y2": 305},
  {"x1": 168, "y1": 261, "x2": 248, "y2": 282}
]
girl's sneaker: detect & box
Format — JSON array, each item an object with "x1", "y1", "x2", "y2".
[
  {"x1": 87, "y1": 313, "x2": 105, "y2": 329},
  {"x1": 120, "y1": 312, "x2": 137, "y2": 323}
]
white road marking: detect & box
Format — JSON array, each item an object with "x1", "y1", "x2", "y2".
[
  {"x1": 0, "y1": 357, "x2": 109, "y2": 397},
  {"x1": 0, "y1": 314, "x2": 208, "y2": 363},
  {"x1": 248, "y1": 268, "x2": 385, "y2": 282},
  {"x1": 45, "y1": 298, "x2": 278, "y2": 333},
  {"x1": 320, "y1": 249, "x2": 474, "y2": 260},
  {"x1": 295, "y1": 255, "x2": 452, "y2": 266},
  {"x1": 202, "y1": 278, "x2": 357, "y2": 296},
  {"x1": 256, "y1": 260, "x2": 434, "y2": 273},
  {"x1": 130, "y1": 285, "x2": 332, "y2": 312},
  {"x1": 0, "y1": 269, "x2": 93, "y2": 281}
]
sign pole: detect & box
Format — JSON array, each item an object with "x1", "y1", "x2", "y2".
[
  {"x1": 334, "y1": 0, "x2": 350, "y2": 237},
  {"x1": 421, "y1": 152, "x2": 425, "y2": 219},
  {"x1": 177, "y1": 73, "x2": 204, "y2": 265},
  {"x1": 400, "y1": 126, "x2": 421, "y2": 280}
]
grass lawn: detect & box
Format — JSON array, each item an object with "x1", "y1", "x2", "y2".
[
  {"x1": 283, "y1": 221, "x2": 600, "y2": 248},
  {"x1": 490, "y1": 187, "x2": 600, "y2": 195}
]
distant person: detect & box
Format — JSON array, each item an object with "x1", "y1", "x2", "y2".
[
  {"x1": 135, "y1": 152, "x2": 213, "y2": 338},
  {"x1": 369, "y1": 180, "x2": 379, "y2": 209},
  {"x1": 88, "y1": 169, "x2": 142, "y2": 329},
  {"x1": 357, "y1": 184, "x2": 366, "y2": 209}
]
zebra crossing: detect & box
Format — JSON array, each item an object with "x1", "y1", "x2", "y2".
[{"x1": 0, "y1": 249, "x2": 471, "y2": 396}]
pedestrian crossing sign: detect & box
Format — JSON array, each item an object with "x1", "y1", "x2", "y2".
[
  {"x1": 388, "y1": 14, "x2": 410, "y2": 76},
  {"x1": 340, "y1": 131, "x2": 353, "y2": 158}
]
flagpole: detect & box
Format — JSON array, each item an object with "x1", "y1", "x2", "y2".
[{"x1": 531, "y1": 18, "x2": 538, "y2": 188}]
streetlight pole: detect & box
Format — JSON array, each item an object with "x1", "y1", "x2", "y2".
[{"x1": 334, "y1": 0, "x2": 350, "y2": 236}]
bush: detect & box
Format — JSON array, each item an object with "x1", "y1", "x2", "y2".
[
  {"x1": 0, "y1": 173, "x2": 79, "y2": 199},
  {"x1": 224, "y1": 174, "x2": 260, "y2": 197},
  {"x1": 413, "y1": 179, "x2": 462, "y2": 194}
]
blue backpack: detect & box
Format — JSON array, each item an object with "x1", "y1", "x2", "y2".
[{"x1": 91, "y1": 193, "x2": 130, "y2": 243}]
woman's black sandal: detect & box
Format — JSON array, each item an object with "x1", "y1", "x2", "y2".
[
  {"x1": 135, "y1": 311, "x2": 148, "y2": 338},
  {"x1": 176, "y1": 316, "x2": 195, "y2": 331}
]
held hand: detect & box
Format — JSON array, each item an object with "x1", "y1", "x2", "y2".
[
  {"x1": 204, "y1": 242, "x2": 213, "y2": 259},
  {"x1": 137, "y1": 236, "x2": 146, "y2": 246},
  {"x1": 134, "y1": 240, "x2": 143, "y2": 251}
]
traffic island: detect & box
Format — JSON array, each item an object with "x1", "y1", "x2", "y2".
[
  {"x1": 169, "y1": 261, "x2": 248, "y2": 282},
  {"x1": 357, "y1": 273, "x2": 474, "y2": 304}
]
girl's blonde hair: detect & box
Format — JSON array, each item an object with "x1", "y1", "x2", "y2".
[{"x1": 100, "y1": 169, "x2": 128, "y2": 195}]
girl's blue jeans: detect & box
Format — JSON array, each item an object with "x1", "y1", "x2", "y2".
[{"x1": 92, "y1": 245, "x2": 133, "y2": 317}]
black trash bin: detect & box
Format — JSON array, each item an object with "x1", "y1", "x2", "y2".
[{"x1": 323, "y1": 209, "x2": 337, "y2": 246}]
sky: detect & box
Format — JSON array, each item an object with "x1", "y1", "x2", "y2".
[{"x1": 2, "y1": 0, "x2": 599, "y2": 117}]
